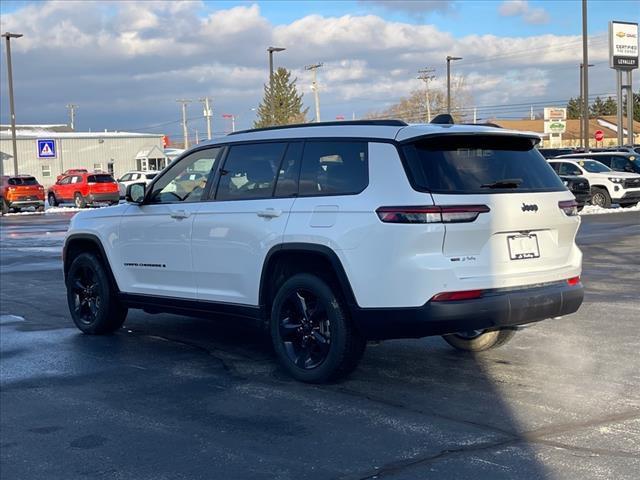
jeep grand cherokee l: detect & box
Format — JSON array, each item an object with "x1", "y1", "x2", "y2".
[{"x1": 62, "y1": 119, "x2": 584, "y2": 383}]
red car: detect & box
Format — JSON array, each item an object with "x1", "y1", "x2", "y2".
[
  {"x1": 1, "y1": 175, "x2": 45, "y2": 214},
  {"x1": 56, "y1": 168, "x2": 88, "y2": 182},
  {"x1": 48, "y1": 172, "x2": 119, "y2": 208}
]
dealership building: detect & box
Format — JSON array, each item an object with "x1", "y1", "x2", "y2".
[{"x1": 0, "y1": 125, "x2": 173, "y2": 187}]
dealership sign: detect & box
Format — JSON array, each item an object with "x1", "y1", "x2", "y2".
[
  {"x1": 544, "y1": 120, "x2": 566, "y2": 134},
  {"x1": 543, "y1": 108, "x2": 566, "y2": 121},
  {"x1": 609, "y1": 21, "x2": 639, "y2": 70}
]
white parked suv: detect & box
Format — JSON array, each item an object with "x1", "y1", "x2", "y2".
[
  {"x1": 117, "y1": 171, "x2": 159, "y2": 198},
  {"x1": 548, "y1": 158, "x2": 640, "y2": 208},
  {"x1": 63, "y1": 119, "x2": 584, "y2": 383}
]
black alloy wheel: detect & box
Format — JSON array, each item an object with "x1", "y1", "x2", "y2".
[
  {"x1": 270, "y1": 273, "x2": 366, "y2": 383},
  {"x1": 66, "y1": 252, "x2": 127, "y2": 334},
  {"x1": 279, "y1": 289, "x2": 331, "y2": 370},
  {"x1": 70, "y1": 264, "x2": 101, "y2": 326}
]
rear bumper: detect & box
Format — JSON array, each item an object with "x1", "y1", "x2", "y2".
[
  {"x1": 351, "y1": 281, "x2": 584, "y2": 340},
  {"x1": 8, "y1": 199, "x2": 45, "y2": 208},
  {"x1": 87, "y1": 192, "x2": 119, "y2": 204},
  {"x1": 572, "y1": 191, "x2": 591, "y2": 206}
]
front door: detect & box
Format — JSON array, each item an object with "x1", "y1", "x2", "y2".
[{"x1": 118, "y1": 147, "x2": 223, "y2": 298}]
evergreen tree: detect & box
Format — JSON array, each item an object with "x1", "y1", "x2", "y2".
[
  {"x1": 634, "y1": 90, "x2": 640, "y2": 122},
  {"x1": 603, "y1": 96, "x2": 617, "y2": 116},
  {"x1": 566, "y1": 97, "x2": 582, "y2": 119},
  {"x1": 254, "y1": 67, "x2": 308, "y2": 128},
  {"x1": 589, "y1": 96, "x2": 606, "y2": 116}
]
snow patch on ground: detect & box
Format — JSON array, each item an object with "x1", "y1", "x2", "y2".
[{"x1": 580, "y1": 204, "x2": 640, "y2": 215}]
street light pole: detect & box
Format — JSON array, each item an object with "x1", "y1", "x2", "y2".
[
  {"x1": 446, "y1": 56, "x2": 462, "y2": 114},
  {"x1": 579, "y1": 63, "x2": 593, "y2": 148},
  {"x1": 2, "y1": 32, "x2": 23, "y2": 176},
  {"x1": 581, "y1": 0, "x2": 589, "y2": 151},
  {"x1": 418, "y1": 68, "x2": 436, "y2": 122},
  {"x1": 267, "y1": 46, "x2": 286, "y2": 124}
]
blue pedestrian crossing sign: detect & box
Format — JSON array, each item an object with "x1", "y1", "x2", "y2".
[{"x1": 37, "y1": 139, "x2": 56, "y2": 158}]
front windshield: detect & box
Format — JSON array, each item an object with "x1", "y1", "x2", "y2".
[{"x1": 578, "y1": 160, "x2": 611, "y2": 173}]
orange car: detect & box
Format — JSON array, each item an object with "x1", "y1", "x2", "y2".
[{"x1": 1, "y1": 175, "x2": 45, "y2": 214}]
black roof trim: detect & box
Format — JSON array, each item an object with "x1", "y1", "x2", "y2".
[{"x1": 228, "y1": 119, "x2": 408, "y2": 136}]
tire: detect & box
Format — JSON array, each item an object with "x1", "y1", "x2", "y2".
[
  {"x1": 619, "y1": 202, "x2": 638, "y2": 208},
  {"x1": 74, "y1": 192, "x2": 87, "y2": 208},
  {"x1": 442, "y1": 328, "x2": 516, "y2": 352},
  {"x1": 576, "y1": 205, "x2": 584, "y2": 212},
  {"x1": 270, "y1": 273, "x2": 366, "y2": 383},
  {"x1": 36, "y1": 205, "x2": 45, "y2": 213},
  {"x1": 66, "y1": 252, "x2": 127, "y2": 334},
  {"x1": 48, "y1": 193, "x2": 58, "y2": 207},
  {"x1": 1, "y1": 199, "x2": 8, "y2": 215},
  {"x1": 590, "y1": 187, "x2": 611, "y2": 208}
]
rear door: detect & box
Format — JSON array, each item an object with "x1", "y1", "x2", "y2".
[
  {"x1": 402, "y1": 135, "x2": 578, "y2": 283},
  {"x1": 192, "y1": 141, "x2": 298, "y2": 304}
]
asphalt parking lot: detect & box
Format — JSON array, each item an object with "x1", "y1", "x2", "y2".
[{"x1": 1, "y1": 210, "x2": 639, "y2": 480}]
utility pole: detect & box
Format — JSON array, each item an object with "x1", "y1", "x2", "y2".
[
  {"x1": 267, "y1": 46, "x2": 286, "y2": 124},
  {"x1": 195, "y1": 129, "x2": 199, "y2": 145},
  {"x1": 2, "y1": 32, "x2": 23, "y2": 176},
  {"x1": 446, "y1": 56, "x2": 462, "y2": 114},
  {"x1": 305, "y1": 63, "x2": 323, "y2": 122},
  {"x1": 176, "y1": 99, "x2": 192, "y2": 149},
  {"x1": 66, "y1": 104, "x2": 78, "y2": 131},
  {"x1": 581, "y1": 0, "x2": 589, "y2": 151},
  {"x1": 417, "y1": 68, "x2": 436, "y2": 122},
  {"x1": 199, "y1": 97, "x2": 213, "y2": 140},
  {"x1": 530, "y1": 105, "x2": 534, "y2": 120}
]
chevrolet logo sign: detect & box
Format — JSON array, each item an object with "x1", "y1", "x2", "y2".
[{"x1": 616, "y1": 31, "x2": 626, "y2": 38}]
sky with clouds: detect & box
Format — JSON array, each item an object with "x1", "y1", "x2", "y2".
[{"x1": 0, "y1": 0, "x2": 638, "y2": 138}]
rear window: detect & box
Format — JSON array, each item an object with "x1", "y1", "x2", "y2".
[
  {"x1": 145, "y1": 173, "x2": 158, "y2": 180},
  {"x1": 8, "y1": 177, "x2": 38, "y2": 186},
  {"x1": 87, "y1": 174, "x2": 115, "y2": 183},
  {"x1": 402, "y1": 135, "x2": 565, "y2": 194}
]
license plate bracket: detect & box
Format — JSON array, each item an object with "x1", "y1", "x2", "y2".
[{"x1": 507, "y1": 233, "x2": 540, "y2": 260}]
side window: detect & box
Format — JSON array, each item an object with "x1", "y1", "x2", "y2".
[
  {"x1": 215, "y1": 143, "x2": 286, "y2": 200},
  {"x1": 299, "y1": 141, "x2": 368, "y2": 196},
  {"x1": 71, "y1": 176, "x2": 82, "y2": 184},
  {"x1": 550, "y1": 162, "x2": 561, "y2": 173},
  {"x1": 59, "y1": 176, "x2": 71, "y2": 185},
  {"x1": 597, "y1": 156, "x2": 612, "y2": 167},
  {"x1": 275, "y1": 142, "x2": 303, "y2": 198},
  {"x1": 120, "y1": 173, "x2": 132, "y2": 182},
  {"x1": 561, "y1": 163, "x2": 582, "y2": 176},
  {"x1": 148, "y1": 147, "x2": 223, "y2": 203},
  {"x1": 611, "y1": 157, "x2": 628, "y2": 171}
]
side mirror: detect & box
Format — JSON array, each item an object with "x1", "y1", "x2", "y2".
[{"x1": 126, "y1": 182, "x2": 146, "y2": 203}]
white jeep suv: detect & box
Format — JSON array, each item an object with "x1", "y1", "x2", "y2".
[
  {"x1": 63, "y1": 119, "x2": 584, "y2": 383},
  {"x1": 548, "y1": 158, "x2": 640, "y2": 208}
]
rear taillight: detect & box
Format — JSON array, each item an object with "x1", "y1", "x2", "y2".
[
  {"x1": 431, "y1": 289, "x2": 484, "y2": 302},
  {"x1": 376, "y1": 205, "x2": 490, "y2": 224},
  {"x1": 558, "y1": 200, "x2": 578, "y2": 216},
  {"x1": 567, "y1": 276, "x2": 581, "y2": 286}
]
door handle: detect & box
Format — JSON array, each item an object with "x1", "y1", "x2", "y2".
[
  {"x1": 170, "y1": 209, "x2": 190, "y2": 219},
  {"x1": 257, "y1": 208, "x2": 282, "y2": 218}
]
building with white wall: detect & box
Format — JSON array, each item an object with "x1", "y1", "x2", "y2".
[{"x1": 0, "y1": 126, "x2": 166, "y2": 187}]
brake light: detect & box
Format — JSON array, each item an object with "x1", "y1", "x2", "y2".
[
  {"x1": 567, "y1": 276, "x2": 581, "y2": 286},
  {"x1": 431, "y1": 289, "x2": 484, "y2": 302},
  {"x1": 376, "y1": 205, "x2": 490, "y2": 224},
  {"x1": 558, "y1": 200, "x2": 578, "y2": 216}
]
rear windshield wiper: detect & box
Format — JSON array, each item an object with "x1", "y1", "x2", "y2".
[{"x1": 480, "y1": 178, "x2": 523, "y2": 189}]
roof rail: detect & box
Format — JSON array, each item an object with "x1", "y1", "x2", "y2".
[
  {"x1": 460, "y1": 122, "x2": 503, "y2": 128},
  {"x1": 228, "y1": 119, "x2": 408, "y2": 135}
]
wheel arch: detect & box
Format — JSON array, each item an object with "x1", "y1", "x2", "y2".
[
  {"x1": 64, "y1": 233, "x2": 120, "y2": 292},
  {"x1": 259, "y1": 243, "x2": 358, "y2": 316}
]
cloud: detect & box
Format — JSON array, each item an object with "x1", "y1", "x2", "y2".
[
  {"x1": 359, "y1": 0, "x2": 455, "y2": 16},
  {"x1": 498, "y1": 0, "x2": 549, "y2": 25},
  {"x1": 0, "y1": 1, "x2": 609, "y2": 133}
]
